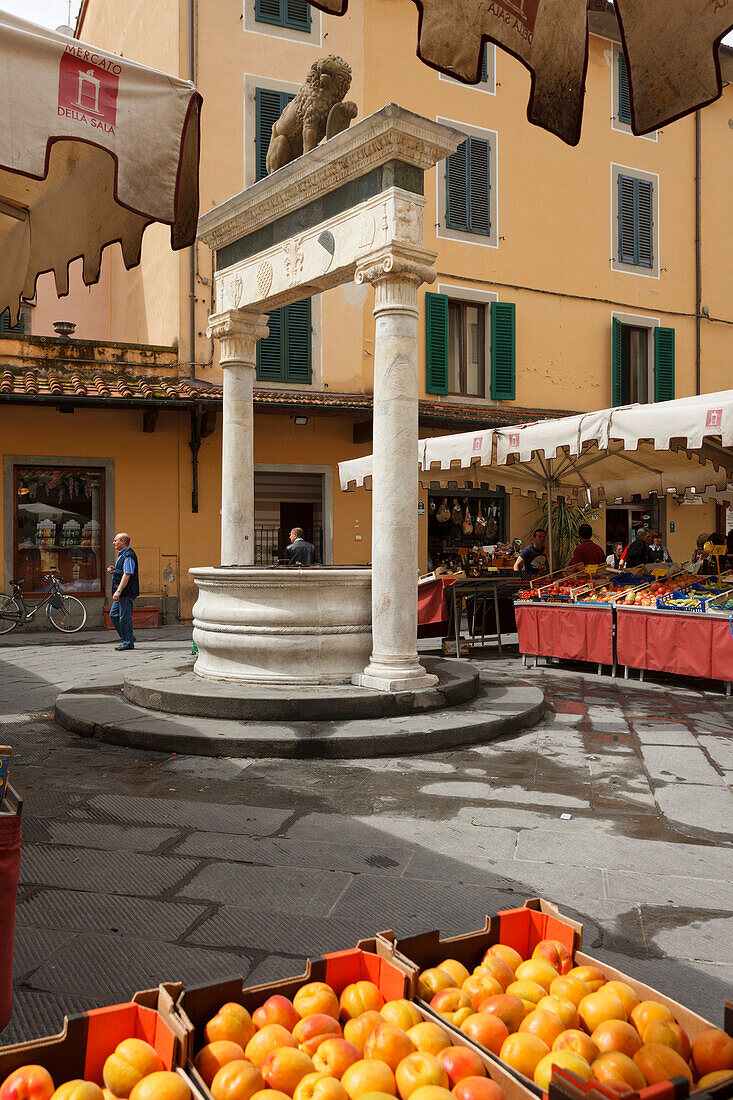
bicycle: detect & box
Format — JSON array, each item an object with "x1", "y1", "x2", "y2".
[{"x1": 0, "y1": 572, "x2": 87, "y2": 635}]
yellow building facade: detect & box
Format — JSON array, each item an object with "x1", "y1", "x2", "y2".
[{"x1": 3, "y1": 1, "x2": 733, "y2": 619}]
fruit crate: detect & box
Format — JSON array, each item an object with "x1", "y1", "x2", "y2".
[
  {"x1": 175, "y1": 941, "x2": 414, "y2": 1100},
  {"x1": 0, "y1": 985, "x2": 188, "y2": 1084},
  {"x1": 655, "y1": 590, "x2": 731, "y2": 613},
  {"x1": 378, "y1": 899, "x2": 733, "y2": 1100}
]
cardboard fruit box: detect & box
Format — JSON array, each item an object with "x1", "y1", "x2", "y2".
[
  {"x1": 0, "y1": 985, "x2": 188, "y2": 1085},
  {"x1": 378, "y1": 899, "x2": 733, "y2": 1100}
]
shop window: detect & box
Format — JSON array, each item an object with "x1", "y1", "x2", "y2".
[
  {"x1": 612, "y1": 320, "x2": 675, "y2": 406},
  {"x1": 446, "y1": 136, "x2": 491, "y2": 236},
  {"x1": 448, "y1": 300, "x2": 485, "y2": 397},
  {"x1": 255, "y1": 0, "x2": 311, "y2": 32},
  {"x1": 14, "y1": 467, "x2": 104, "y2": 596},
  {"x1": 428, "y1": 490, "x2": 507, "y2": 569},
  {"x1": 618, "y1": 174, "x2": 654, "y2": 267},
  {"x1": 257, "y1": 298, "x2": 312, "y2": 384}
]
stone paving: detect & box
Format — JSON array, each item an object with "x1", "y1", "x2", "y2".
[{"x1": 0, "y1": 626, "x2": 731, "y2": 1045}]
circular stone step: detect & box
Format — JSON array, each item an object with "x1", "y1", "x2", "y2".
[
  {"x1": 54, "y1": 676, "x2": 545, "y2": 759},
  {"x1": 123, "y1": 657, "x2": 478, "y2": 721}
]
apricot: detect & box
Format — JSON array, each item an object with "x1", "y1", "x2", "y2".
[
  {"x1": 210, "y1": 1060, "x2": 264, "y2": 1100},
  {"x1": 633, "y1": 1043, "x2": 693, "y2": 1086},
  {"x1": 245, "y1": 1026, "x2": 297, "y2": 1069},
  {"x1": 437, "y1": 961, "x2": 471, "y2": 988},
  {"x1": 629, "y1": 1001, "x2": 674, "y2": 1039},
  {"x1": 250, "y1": 1092, "x2": 290, "y2": 1100},
  {"x1": 294, "y1": 1077, "x2": 349, "y2": 1100},
  {"x1": 552, "y1": 1031, "x2": 599, "y2": 1064},
  {"x1": 473, "y1": 958, "x2": 513, "y2": 993},
  {"x1": 602, "y1": 983, "x2": 639, "y2": 1018},
  {"x1": 344, "y1": 1013, "x2": 385, "y2": 1055},
  {"x1": 514, "y1": 961, "x2": 558, "y2": 994},
  {"x1": 292, "y1": 1016, "x2": 342, "y2": 1057},
  {"x1": 340, "y1": 982, "x2": 385, "y2": 1022},
  {"x1": 430, "y1": 989, "x2": 473, "y2": 1025},
  {"x1": 590, "y1": 1021, "x2": 642, "y2": 1058},
  {"x1": 409, "y1": 1089, "x2": 453, "y2": 1100},
  {"x1": 206, "y1": 1005, "x2": 256, "y2": 1049},
  {"x1": 364, "y1": 1025, "x2": 416, "y2": 1072},
  {"x1": 293, "y1": 984, "x2": 340, "y2": 1022},
  {"x1": 418, "y1": 970, "x2": 457, "y2": 1001},
  {"x1": 697, "y1": 1071, "x2": 733, "y2": 1090},
  {"x1": 568, "y1": 967, "x2": 606, "y2": 993},
  {"x1": 1, "y1": 1071, "x2": 55, "y2": 1100},
  {"x1": 644, "y1": 1021, "x2": 690, "y2": 1061},
  {"x1": 394, "y1": 1054, "x2": 447, "y2": 1100},
  {"x1": 550, "y1": 976, "x2": 591, "y2": 1009},
  {"x1": 253, "y1": 997, "x2": 300, "y2": 1033},
  {"x1": 485, "y1": 945, "x2": 523, "y2": 975},
  {"x1": 436, "y1": 1048, "x2": 486, "y2": 1089},
  {"x1": 537, "y1": 996, "x2": 578, "y2": 1031},
  {"x1": 518, "y1": 1009, "x2": 565, "y2": 1049},
  {"x1": 341, "y1": 1060, "x2": 396, "y2": 1100},
  {"x1": 691, "y1": 1028, "x2": 733, "y2": 1078},
  {"x1": 103, "y1": 1040, "x2": 165, "y2": 1098},
  {"x1": 52, "y1": 1084, "x2": 103, "y2": 1100},
  {"x1": 407, "y1": 1023, "x2": 451, "y2": 1056},
  {"x1": 195, "y1": 1045, "x2": 248, "y2": 1089},
  {"x1": 460, "y1": 1014, "x2": 509, "y2": 1058},
  {"x1": 532, "y1": 941, "x2": 573, "y2": 977},
  {"x1": 505, "y1": 981, "x2": 545, "y2": 1009},
  {"x1": 103, "y1": 1091, "x2": 120, "y2": 1100},
  {"x1": 261, "y1": 1049, "x2": 316, "y2": 1096},
  {"x1": 462, "y1": 978, "x2": 502, "y2": 1012},
  {"x1": 578, "y1": 990, "x2": 626, "y2": 1033},
  {"x1": 313, "y1": 1040, "x2": 363, "y2": 1079},
  {"x1": 129, "y1": 1074, "x2": 189, "y2": 1100},
  {"x1": 591, "y1": 1052, "x2": 646, "y2": 1094},
  {"x1": 499, "y1": 1034, "x2": 550, "y2": 1080},
  {"x1": 534, "y1": 1051, "x2": 592, "y2": 1091},
  {"x1": 477, "y1": 996, "x2": 524, "y2": 1034},
  {"x1": 381, "y1": 1002, "x2": 422, "y2": 1032},
  {"x1": 451, "y1": 1081, "x2": 505, "y2": 1100}
]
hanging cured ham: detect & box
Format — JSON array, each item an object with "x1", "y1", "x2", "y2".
[
  {"x1": 436, "y1": 498, "x2": 450, "y2": 523},
  {"x1": 451, "y1": 499, "x2": 463, "y2": 525},
  {"x1": 474, "y1": 502, "x2": 487, "y2": 538}
]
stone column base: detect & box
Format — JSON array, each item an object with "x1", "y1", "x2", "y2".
[{"x1": 353, "y1": 659, "x2": 439, "y2": 693}]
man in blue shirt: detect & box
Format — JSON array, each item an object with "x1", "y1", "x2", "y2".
[
  {"x1": 513, "y1": 528, "x2": 549, "y2": 578},
  {"x1": 107, "y1": 532, "x2": 139, "y2": 651}
]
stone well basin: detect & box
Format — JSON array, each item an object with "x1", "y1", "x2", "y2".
[{"x1": 190, "y1": 566, "x2": 372, "y2": 685}]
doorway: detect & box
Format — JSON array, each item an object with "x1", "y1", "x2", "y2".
[
  {"x1": 280, "y1": 502, "x2": 315, "y2": 557},
  {"x1": 606, "y1": 500, "x2": 660, "y2": 554}
]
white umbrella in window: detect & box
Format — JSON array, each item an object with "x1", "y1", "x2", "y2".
[
  {"x1": 0, "y1": 11, "x2": 201, "y2": 321},
  {"x1": 308, "y1": 0, "x2": 733, "y2": 146}
]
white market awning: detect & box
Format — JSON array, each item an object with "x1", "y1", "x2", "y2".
[{"x1": 0, "y1": 11, "x2": 201, "y2": 320}]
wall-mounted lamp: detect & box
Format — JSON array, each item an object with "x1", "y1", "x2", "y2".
[{"x1": 294, "y1": 416, "x2": 309, "y2": 426}]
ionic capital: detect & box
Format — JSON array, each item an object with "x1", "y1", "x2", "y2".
[
  {"x1": 355, "y1": 244, "x2": 437, "y2": 315},
  {"x1": 207, "y1": 309, "x2": 270, "y2": 369}
]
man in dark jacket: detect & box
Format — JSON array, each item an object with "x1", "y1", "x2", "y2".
[
  {"x1": 625, "y1": 527, "x2": 653, "y2": 568},
  {"x1": 285, "y1": 527, "x2": 321, "y2": 566},
  {"x1": 107, "y1": 532, "x2": 139, "y2": 650}
]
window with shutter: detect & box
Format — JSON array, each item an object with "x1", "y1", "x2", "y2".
[
  {"x1": 612, "y1": 317, "x2": 623, "y2": 406},
  {"x1": 425, "y1": 293, "x2": 449, "y2": 395},
  {"x1": 0, "y1": 309, "x2": 24, "y2": 334},
  {"x1": 654, "y1": 327, "x2": 675, "y2": 402},
  {"x1": 490, "y1": 302, "x2": 515, "y2": 400},
  {"x1": 255, "y1": 88, "x2": 294, "y2": 180},
  {"x1": 617, "y1": 174, "x2": 654, "y2": 268},
  {"x1": 618, "y1": 52, "x2": 631, "y2": 124},
  {"x1": 481, "y1": 46, "x2": 489, "y2": 83},
  {"x1": 255, "y1": 0, "x2": 311, "y2": 31},
  {"x1": 256, "y1": 301, "x2": 312, "y2": 384},
  {"x1": 446, "y1": 137, "x2": 491, "y2": 236}
]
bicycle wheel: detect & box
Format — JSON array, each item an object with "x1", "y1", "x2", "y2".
[
  {"x1": 47, "y1": 595, "x2": 87, "y2": 633},
  {"x1": 0, "y1": 594, "x2": 21, "y2": 635}
]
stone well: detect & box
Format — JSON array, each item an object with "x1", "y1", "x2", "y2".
[{"x1": 190, "y1": 566, "x2": 372, "y2": 685}]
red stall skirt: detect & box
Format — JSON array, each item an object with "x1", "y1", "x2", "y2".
[
  {"x1": 616, "y1": 608, "x2": 733, "y2": 681},
  {"x1": 0, "y1": 788, "x2": 22, "y2": 1031},
  {"x1": 515, "y1": 603, "x2": 614, "y2": 665}
]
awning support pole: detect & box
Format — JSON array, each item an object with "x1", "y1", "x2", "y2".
[{"x1": 547, "y1": 478, "x2": 554, "y2": 573}]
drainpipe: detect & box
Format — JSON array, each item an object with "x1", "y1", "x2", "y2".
[
  {"x1": 695, "y1": 109, "x2": 702, "y2": 396},
  {"x1": 189, "y1": 0, "x2": 197, "y2": 382}
]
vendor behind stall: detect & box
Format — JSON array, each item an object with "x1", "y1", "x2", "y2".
[
  {"x1": 571, "y1": 524, "x2": 606, "y2": 567},
  {"x1": 514, "y1": 528, "x2": 549, "y2": 577},
  {"x1": 625, "y1": 527, "x2": 653, "y2": 567}
]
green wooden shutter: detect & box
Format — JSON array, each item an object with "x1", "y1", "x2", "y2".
[
  {"x1": 618, "y1": 175, "x2": 636, "y2": 263},
  {"x1": 612, "y1": 317, "x2": 623, "y2": 406},
  {"x1": 255, "y1": 0, "x2": 283, "y2": 25},
  {"x1": 636, "y1": 179, "x2": 654, "y2": 267},
  {"x1": 490, "y1": 302, "x2": 516, "y2": 400},
  {"x1": 255, "y1": 89, "x2": 293, "y2": 180},
  {"x1": 0, "y1": 309, "x2": 23, "y2": 334},
  {"x1": 654, "y1": 327, "x2": 675, "y2": 402},
  {"x1": 468, "y1": 137, "x2": 491, "y2": 235},
  {"x1": 284, "y1": 299, "x2": 312, "y2": 383},
  {"x1": 481, "y1": 46, "x2": 489, "y2": 83},
  {"x1": 425, "y1": 292, "x2": 449, "y2": 395},
  {"x1": 285, "y1": 0, "x2": 311, "y2": 30},
  {"x1": 446, "y1": 142, "x2": 469, "y2": 231},
  {"x1": 618, "y1": 52, "x2": 631, "y2": 124},
  {"x1": 257, "y1": 307, "x2": 284, "y2": 381}
]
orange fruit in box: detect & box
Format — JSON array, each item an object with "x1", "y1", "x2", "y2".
[
  {"x1": 436, "y1": 1048, "x2": 486, "y2": 1088},
  {"x1": 590, "y1": 1021, "x2": 642, "y2": 1058},
  {"x1": 341, "y1": 1061, "x2": 396, "y2": 1100},
  {"x1": 104, "y1": 1040, "x2": 166, "y2": 1098},
  {"x1": 499, "y1": 1034, "x2": 550, "y2": 1079},
  {"x1": 537, "y1": 996, "x2": 578, "y2": 1031},
  {"x1": 533, "y1": 1051, "x2": 592, "y2": 1091},
  {"x1": 394, "y1": 1054, "x2": 447, "y2": 1100},
  {"x1": 294, "y1": 1075, "x2": 348, "y2": 1100},
  {"x1": 485, "y1": 946, "x2": 523, "y2": 975},
  {"x1": 462, "y1": 978, "x2": 502, "y2": 1012},
  {"x1": 313, "y1": 1041, "x2": 362, "y2": 1080},
  {"x1": 419, "y1": 971, "x2": 457, "y2": 1001},
  {"x1": 591, "y1": 1051, "x2": 646, "y2": 1093},
  {"x1": 344, "y1": 1013, "x2": 385, "y2": 1055},
  {"x1": 381, "y1": 1002, "x2": 422, "y2": 1032},
  {"x1": 245, "y1": 1026, "x2": 297, "y2": 1069},
  {"x1": 251, "y1": 1091, "x2": 290, "y2": 1100},
  {"x1": 206, "y1": 1005, "x2": 256, "y2": 1049},
  {"x1": 601, "y1": 982, "x2": 639, "y2": 1017},
  {"x1": 451, "y1": 1080, "x2": 505, "y2": 1100},
  {"x1": 129, "y1": 1074, "x2": 189, "y2": 1100},
  {"x1": 691, "y1": 1028, "x2": 733, "y2": 1078},
  {"x1": 633, "y1": 1043, "x2": 693, "y2": 1086},
  {"x1": 364, "y1": 1026, "x2": 416, "y2": 1073},
  {"x1": 261, "y1": 1049, "x2": 316, "y2": 1096},
  {"x1": 643, "y1": 1020, "x2": 690, "y2": 1061},
  {"x1": 293, "y1": 1016, "x2": 343, "y2": 1057},
  {"x1": 476, "y1": 995, "x2": 524, "y2": 1033},
  {"x1": 629, "y1": 1001, "x2": 674, "y2": 1039},
  {"x1": 568, "y1": 967, "x2": 606, "y2": 992},
  {"x1": 340, "y1": 983, "x2": 384, "y2": 1022},
  {"x1": 550, "y1": 976, "x2": 590, "y2": 1009},
  {"x1": 210, "y1": 1060, "x2": 264, "y2": 1100},
  {"x1": 697, "y1": 1071, "x2": 733, "y2": 1089},
  {"x1": 552, "y1": 1031, "x2": 599, "y2": 1064},
  {"x1": 437, "y1": 961, "x2": 471, "y2": 988},
  {"x1": 514, "y1": 960, "x2": 558, "y2": 994},
  {"x1": 52, "y1": 1084, "x2": 103, "y2": 1100},
  {"x1": 430, "y1": 989, "x2": 473, "y2": 1027},
  {"x1": 473, "y1": 958, "x2": 513, "y2": 992},
  {"x1": 518, "y1": 1009, "x2": 565, "y2": 1049},
  {"x1": 294, "y1": 984, "x2": 340, "y2": 1022},
  {"x1": 532, "y1": 940, "x2": 573, "y2": 976},
  {"x1": 407, "y1": 1024, "x2": 451, "y2": 1057},
  {"x1": 254, "y1": 997, "x2": 300, "y2": 1033},
  {"x1": 0, "y1": 1068, "x2": 55, "y2": 1100},
  {"x1": 578, "y1": 990, "x2": 626, "y2": 1033},
  {"x1": 409, "y1": 1088, "x2": 453, "y2": 1100},
  {"x1": 506, "y1": 980, "x2": 545, "y2": 1009},
  {"x1": 196, "y1": 1044, "x2": 248, "y2": 1088},
  {"x1": 460, "y1": 1014, "x2": 509, "y2": 1057}
]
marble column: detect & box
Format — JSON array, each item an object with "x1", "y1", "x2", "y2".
[
  {"x1": 354, "y1": 245, "x2": 439, "y2": 692},
  {"x1": 207, "y1": 309, "x2": 269, "y2": 566}
]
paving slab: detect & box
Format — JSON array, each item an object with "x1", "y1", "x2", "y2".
[
  {"x1": 646, "y1": 913, "x2": 733, "y2": 964},
  {"x1": 16, "y1": 888, "x2": 208, "y2": 940},
  {"x1": 70, "y1": 794, "x2": 293, "y2": 834},
  {"x1": 185, "y1": 907, "x2": 375, "y2": 955},
  {"x1": 640, "y1": 745, "x2": 727, "y2": 785},
  {"x1": 697, "y1": 735, "x2": 733, "y2": 772},
  {"x1": 172, "y1": 832, "x2": 415, "y2": 875},
  {"x1": 177, "y1": 861, "x2": 353, "y2": 914},
  {"x1": 653, "y1": 783, "x2": 733, "y2": 839},
  {"x1": 20, "y1": 846, "x2": 198, "y2": 896},
  {"x1": 606, "y1": 870, "x2": 733, "y2": 909}
]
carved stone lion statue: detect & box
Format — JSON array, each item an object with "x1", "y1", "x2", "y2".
[{"x1": 266, "y1": 55, "x2": 358, "y2": 175}]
